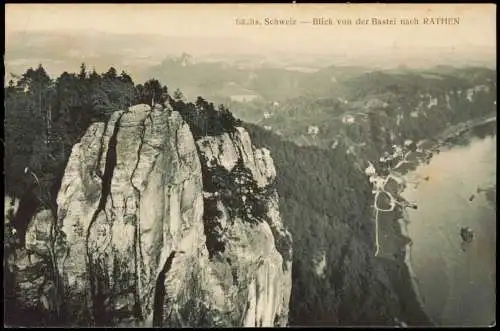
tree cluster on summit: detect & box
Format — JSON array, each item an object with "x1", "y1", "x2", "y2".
[{"x1": 4, "y1": 63, "x2": 241, "y2": 245}]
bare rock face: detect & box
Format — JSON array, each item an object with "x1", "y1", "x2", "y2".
[
  {"x1": 8, "y1": 104, "x2": 292, "y2": 327},
  {"x1": 53, "y1": 104, "x2": 207, "y2": 326},
  {"x1": 196, "y1": 128, "x2": 292, "y2": 327}
]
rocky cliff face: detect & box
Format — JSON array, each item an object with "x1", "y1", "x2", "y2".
[{"x1": 7, "y1": 104, "x2": 292, "y2": 327}]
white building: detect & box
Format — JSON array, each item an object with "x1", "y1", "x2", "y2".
[
  {"x1": 308, "y1": 125, "x2": 320, "y2": 135},
  {"x1": 342, "y1": 114, "x2": 355, "y2": 124},
  {"x1": 229, "y1": 94, "x2": 260, "y2": 103}
]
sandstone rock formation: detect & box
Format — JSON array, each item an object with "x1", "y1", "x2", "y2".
[{"x1": 6, "y1": 104, "x2": 292, "y2": 327}]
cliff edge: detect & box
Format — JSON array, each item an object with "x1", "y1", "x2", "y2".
[{"x1": 7, "y1": 104, "x2": 292, "y2": 327}]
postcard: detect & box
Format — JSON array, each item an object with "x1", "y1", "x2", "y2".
[{"x1": 4, "y1": 3, "x2": 496, "y2": 328}]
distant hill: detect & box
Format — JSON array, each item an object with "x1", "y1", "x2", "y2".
[
  {"x1": 234, "y1": 66, "x2": 496, "y2": 156},
  {"x1": 239, "y1": 66, "x2": 496, "y2": 325},
  {"x1": 244, "y1": 122, "x2": 432, "y2": 326}
]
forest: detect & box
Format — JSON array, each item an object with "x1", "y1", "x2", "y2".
[
  {"x1": 245, "y1": 123, "x2": 410, "y2": 325},
  {"x1": 4, "y1": 64, "x2": 240, "y2": 248},
  {"x1": 3, "y1": 63, "x2": 389, "y2": 325},
  {"x1": 4, "y1": 63, "x2": 496, "y2": 327},
  {"x1": 242, "y1": 67, "x2": 496, "y2": 325}
]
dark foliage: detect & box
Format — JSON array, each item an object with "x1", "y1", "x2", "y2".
[
  {"x1": 244, "y1": 123, "x2": 430, "y2": 326},
  {"x1": 4, "y1": 63, "x2": 242, "y2": 236},
  {"x1": 4, "y1": 63, "x2": 244, "y2": 326},
  {"x1": 171, "y1": 97, "x2": 242, "y2": 139},
  {"x1": 201, "y1": 158, "x2": 273, "y2": 258},
  {"x1": 135, "y1": 78, "x2": 168, "y2": 106}
]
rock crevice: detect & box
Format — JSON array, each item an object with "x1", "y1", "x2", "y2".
[
  {"x1": 85, "y1": 111, "x2": 125, "y2": 325},
  {"x1": 7, "y1": 104, "x2": 292, "y2": 327}
]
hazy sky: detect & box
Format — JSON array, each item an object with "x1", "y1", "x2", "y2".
[
  {"x1": 6, "y1": 4, "x2": 496, "y2": 55},
  {"x1": 5, "y1": 3, "x2": 496, "y2": 74}
]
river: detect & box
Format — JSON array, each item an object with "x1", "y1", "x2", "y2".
[{"x1": 402, "y1": 133, "x2": 496, "y2": 327}]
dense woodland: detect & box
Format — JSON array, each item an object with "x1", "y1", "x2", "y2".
[
  {"x1": 4, "y1": 63, "x2": 496, "y2": 326},
  {"x1": 4, "y1": 64, "x2": 240, "y2": 246},
  {"x1": 241, "y1": 67, "x2": 496, "y2": 325},
  {"x1": 5, "y1": 65, "x2": 159, "y2": 201},
  {"x1": 245, "y1": 124, "x2": 408, "y2": 325},
  {"x1": 3, "y1": 64, "x2": 244, "y2": 327}
]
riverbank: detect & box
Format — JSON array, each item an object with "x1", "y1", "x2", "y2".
[
  {"x1": 439, "y1": 114, "x2": 497, "y2": 143},
  {"x1": 376, "y1": 114, "x2": 497, "y2": 326},
  {"x1": 395, "y1": 115, "x2": 496, "y2": 326},
  {"x1": 376, "y1": 208, "x2": 434, "y2": 326},
  {"x1": 397, "y1": 213, "x2": 436, "y2": 326},
  {"x1": 435, "y1": 114, "x2": 497, "y2": 150}
]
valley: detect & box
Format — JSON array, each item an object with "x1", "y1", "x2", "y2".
[{"x1": 4, "y1": 22, "x2": 496, "y2": 328}]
